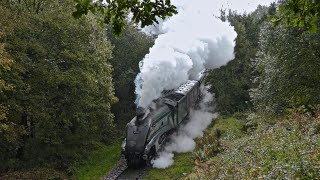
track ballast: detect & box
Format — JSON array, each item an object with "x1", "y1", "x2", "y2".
[{"x1": 102, "y1": 158, "x2": 150, "y2": 180}]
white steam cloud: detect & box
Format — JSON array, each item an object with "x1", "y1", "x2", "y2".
[
  {"x1": 152, "y1": 87, "x2": 218, "y2": 169},
  {"x1": 135, "y1": 0, "x2": 237, "y2": 108},
  {"x1": 132, "y1": 0, "x2": 275, "y2": 169}
]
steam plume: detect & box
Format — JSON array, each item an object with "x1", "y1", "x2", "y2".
[
  {"x1": 152, "y1": 87, "x2": 217, "y2": 168},
  {"x1": 134, "y1": 0, "x2": 275, "y2": 168},
  {"x1": 135, "y1": 0, "x2": 237, "y2": 108}
]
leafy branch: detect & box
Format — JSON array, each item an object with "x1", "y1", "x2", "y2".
[
  {"x1": 270, "y1": 0, "x2": 320, "y2": 32},
  {"x1": 72, "y1": 0, "x2": 177, "y2": 37}
]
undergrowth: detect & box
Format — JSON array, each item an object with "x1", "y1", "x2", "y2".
[
  {"x1": 144, "y1": 153, "x2": 193, "y2": 180},
  {"x1": 0, "y1": 141, "x2": 121, "y2": 180},
  {"x1": 187, "y1": 107, "x2": 320, "y2": 179},
  {"x1": 0, "y1": 168, "x2": 68, "y2": 180},
  {"x1": 71, "y1": 141, "x2": 121, "y2": 180}
]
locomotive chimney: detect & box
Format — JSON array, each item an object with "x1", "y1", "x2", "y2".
[{"x1": 136, "y1": 107, "x2": 146, "y2": 119}]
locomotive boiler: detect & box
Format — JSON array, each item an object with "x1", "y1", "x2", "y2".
[{"x1": 121, "y1": 73, "x2": 206, "y2": 167}]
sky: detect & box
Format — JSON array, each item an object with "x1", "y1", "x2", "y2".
[
  {"x1": 170, "y1": 0, "x2": 277, "y2": 16},
  {"x1": 222, "y1": 0, "x2": 276, "y2": 13}
]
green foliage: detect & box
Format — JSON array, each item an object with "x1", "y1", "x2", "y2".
[
  {"x1": 206, "y1": 6, "x2": 272, "y2": 114},
  {"x1": 0, "y1": 167, "x2": 68, "y2": 180},
  {"x1": 193, "y1": 115, "x2": 245, "y2": 163},
  {"x1": 107, "y1": 23, "x2": 154, "y2": 129},
  {"x1": 72, "y1": 142, "x2": 121, "y2": 180},
  {"x1": 193, "y1": 3, "x2": 320, "y2": 178},
  {"x1": 1, "y1": 0, "x2": 47, "y2": 14},
  {"x1": 73, "y1": 0, "x2": 178, "y2": 37},
  {"x1": 211, "y1": 116, "x2": 244, "y2": 139},
  {"x1": 193, "y1": 129, "x2": 221, "y2": 163},
  {"x1": 271, "y1": 0, "x2": 320, "y2": 32},
  {"x1": 187, "y1": 110, "x2": 320, "y2": 179},
  {"x1": 0, "y1": 0, "x2": 116, "y2": 172},
  {"x1": 251, "y1": 21, "x2": 320, "y2": 113},
  {"x1": 144, "y1": 153, "x2": 193, "y2": 180}
]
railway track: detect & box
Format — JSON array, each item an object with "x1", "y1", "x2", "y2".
[{"x1": 102, "y1": 158, "x2": 150, "y2": 180}]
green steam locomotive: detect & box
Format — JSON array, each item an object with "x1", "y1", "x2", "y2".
[{"x1": 121, "y1": 73, "x2": 206, "y2": 167}]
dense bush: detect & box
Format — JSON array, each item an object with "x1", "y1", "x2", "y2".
[
  {"x1": 251, "y1": 21, "x2": 320, "y2": 113},
  {"x1": 0, "y1": 0, "x2": 116, "y2": 171},
  {"x1": 188, "y1": 108, "x2": 320, "y2": 179},
  {"x1": 107, "y1": 24, "x2": 154, "y2": 129},
  {"x1": 189, "y1": 3, "x2": 320, "y2": 178},
  {"x1": 206, "y1": 5, "x2": 275, "y2": 114}
]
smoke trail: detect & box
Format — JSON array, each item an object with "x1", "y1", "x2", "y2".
[
  {"x1": 134, "y1": 0, "x2": 275, "y2": 169},
  {"x1": 135, "y1": 0, "x2": 237, "y2": 108},
  {"x1": 152, "y1": 87, "x2": 218, "y2": 168}
]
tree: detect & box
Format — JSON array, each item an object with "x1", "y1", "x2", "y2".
[
  {"x1": 206, "y1": 6, "x2": 271, "y2": 114},
  {"x1": 271, "y1": 0, "x2": 320, "y2": 32},
  {"x1": 106, "y1": 23, "x2": 154, "y2": 129},
  {"x1": 73, "y1": 0, "x2": 177, "y2": 36},
  {"x1": 0, "y1": 0, "x2": 117, "y2": 171},
  {"x1": 0, "y1": 23, "x2": 20, "y2": 171},
  {"x1": 251, "y1": 20, "x2": 320, "y2": 113}
]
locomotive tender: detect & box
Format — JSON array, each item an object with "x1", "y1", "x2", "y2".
[{"x1": 121, "y1": 73, "x2": 206, "y2": 167}]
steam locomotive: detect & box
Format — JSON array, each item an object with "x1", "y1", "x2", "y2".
[{"x1": 121, "y1": 73, "x2": 206, "y2": 167}]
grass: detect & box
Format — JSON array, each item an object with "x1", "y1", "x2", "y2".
[
  {"x1": 187, "y1": 109, "x2": 320, "y2": 179},
  {"x1": 0, "y1": 168, "x2": 69, "y2": 180},
  {"x1": 70, "y1": 109, "x2": 320, "y2": 179},
  {"x1": 212, "y1": 115, "x2": 244, "y2": 138},
  {"x1": 143, "y1": 116, "x2": 244, "y2": 180},
  {"x1": 144, "y1": 153, "x2": 194, "y2": 180},
  {"x1": 72, "y1": 141, "x2": 121, "y2": 180},
  {"x1": 0, "y1": 142, "x2": 122, "y2": 180}
]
